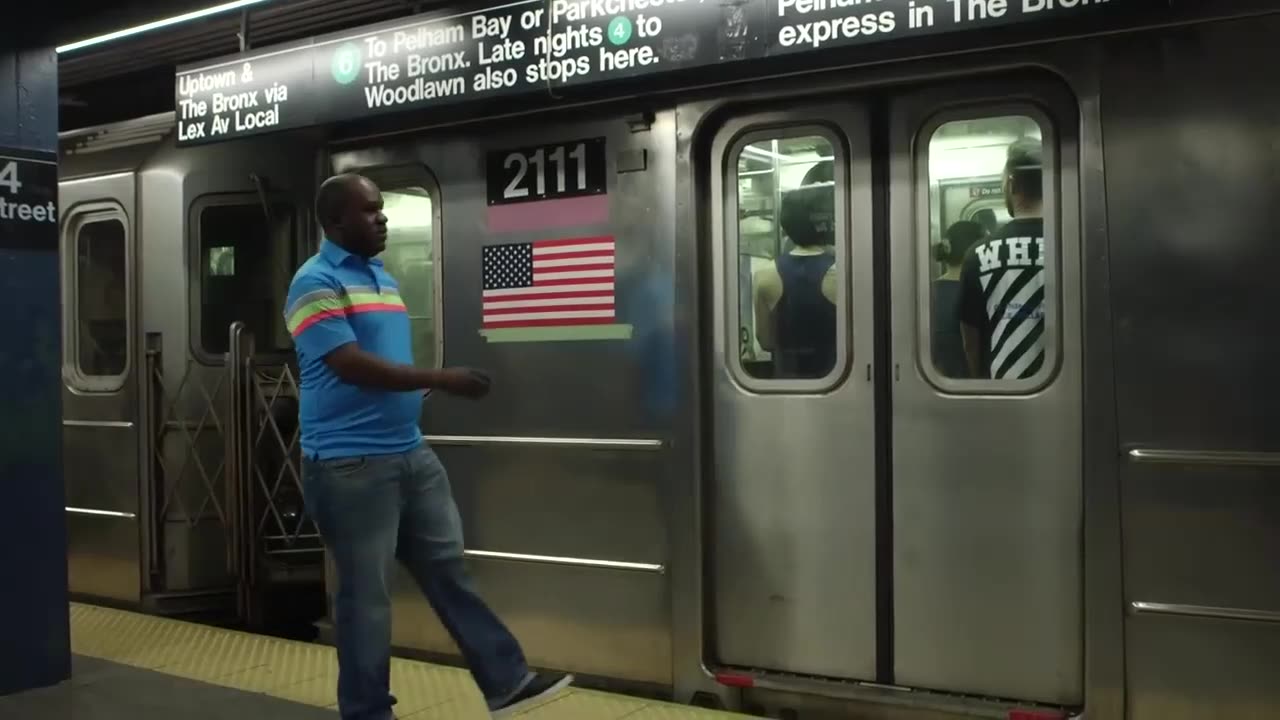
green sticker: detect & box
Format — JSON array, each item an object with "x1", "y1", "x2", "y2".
[
  {"x1": 480, "y1": 324, "x2": 634, "y2": 344},
  {"x1": 607, "y1": 16, "x2": 633, "y2": 46},
  {"x1": 331, "y1": 43, "x2": 362, "y2": 85}
]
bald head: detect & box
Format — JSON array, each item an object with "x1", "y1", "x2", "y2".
[
  {"x1": 316, "y1": 173, "x2": 388, "y2": 256},
  {"x1": 317, "y1": 173, "x2": 367, "y2": 229}
]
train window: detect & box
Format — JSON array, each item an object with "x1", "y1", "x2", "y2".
[
  {"x1": 922, "y1": 113, "x2": 1055, "y2": 387},
  {"x1": 377, "y1": 185, "x2": 438, "y2": 369},
  {"x1": 72, "y1": 215, "x2": 129, "y2": 384},
  {"x1": 196, "y1": 201, "x2": 297, "y2": 357},
  {"x1": 731, "y1": 132, "x2": 845, "y2": 384},
  {"x1": 207, "y1": 246, "x2": 235, "y2": 276}
]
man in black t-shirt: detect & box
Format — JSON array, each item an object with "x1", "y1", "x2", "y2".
[{"x1": 959, "y1": 140, "x2": 1046, "y2": 380}]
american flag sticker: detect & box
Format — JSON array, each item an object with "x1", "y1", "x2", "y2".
[{"x1": 480, "y1": 236, "x2": 633, "y2": 343}]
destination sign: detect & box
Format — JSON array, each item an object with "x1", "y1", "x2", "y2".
[{"x1": 176, "y1": 0, "x2": 1133, "y2": 146}]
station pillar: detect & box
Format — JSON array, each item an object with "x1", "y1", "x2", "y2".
[{"x1": 0, "y1": 45, "x2": 71, "y2": 695}]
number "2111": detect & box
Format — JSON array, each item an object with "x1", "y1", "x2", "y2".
[{"x1": 502, "y1": 143, "x2": 588, "y2": 200}]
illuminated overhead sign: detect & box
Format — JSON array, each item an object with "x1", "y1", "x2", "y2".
[{"x1": 174, "y1": 0, "x2": 1140, "y2": 146}]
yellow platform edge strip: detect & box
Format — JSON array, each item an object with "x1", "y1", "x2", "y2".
[{"x1": 68, "y1": 602, "x2": 749, "y2": 719}]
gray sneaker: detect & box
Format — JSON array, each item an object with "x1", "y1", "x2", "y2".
[{"x1": 490, "y1": 672, "x2": 574, "y2": 718}]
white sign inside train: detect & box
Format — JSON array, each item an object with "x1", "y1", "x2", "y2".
[{"x1": 173, "y1": 0, "x2": 1128, "y2": 146}]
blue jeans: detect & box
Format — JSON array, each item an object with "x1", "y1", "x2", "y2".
[{"x1": 302, "y1": 443, "x2": 531, "y2": 720}]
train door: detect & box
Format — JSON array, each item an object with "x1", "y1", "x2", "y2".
[
  {"x1": 888, "y1": 78, "x2": 1083, "y2": 705},
  {"x1": 207, "y1": 191, "x2": 320, "y2": 626},
  {"x1": 199, "y1": 184, "x2": 322, "y2": 627},
  {"x1": 708, "y1": 103, "x2": 879, "y2": 680},
  {"x1": 708, "y1": 74, "x2": 1083, "y2": 710},
  {"x1": 61, "y1": 172, "x2": 143, "y2": 604}
]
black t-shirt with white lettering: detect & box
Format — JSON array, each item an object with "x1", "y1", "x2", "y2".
[{"x1": 959, "y1": 217, "x2": 1046, "y2": 380}]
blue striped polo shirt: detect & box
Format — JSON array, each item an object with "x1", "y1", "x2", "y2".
[{"x1": 284, "y1": 239, "x2": 422, "y2": 460}]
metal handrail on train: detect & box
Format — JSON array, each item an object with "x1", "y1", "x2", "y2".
[
  {"x1": 424, "y1": 435, "x2": 665, "y2": 451},
  {"x1": 144, "y1": 345, "x2": 161, "y2": 576},
  {"x1": 225, "y1": 322, "x2": 248, "y2": 609}
]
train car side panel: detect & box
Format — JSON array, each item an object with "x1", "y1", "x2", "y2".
[
  {"x1": 330, "y1": 107, "x2": 678, "y2": 686},
  {"x1": 1102, "y1": 14, "x2": 1280, "y2": 720}
]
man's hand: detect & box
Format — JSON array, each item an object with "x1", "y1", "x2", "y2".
[{"x1": 436, "y1": 368, "x2": 492, "y2": 399}]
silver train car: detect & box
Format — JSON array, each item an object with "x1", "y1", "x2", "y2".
[{"x1": 56, "y1": 5, "x2": 1280, "y2": 719}]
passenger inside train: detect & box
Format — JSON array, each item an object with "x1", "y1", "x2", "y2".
[
  {"x1": 931, "y1": 220, "x2": 988, "y2": 379},
  {"x1": 972, "y1": 207, "x2": 1000, "y2": 237},
  {"x1": 749, "y1": 160, "x2": 838, "y2": 379},
  {"x1": 958, "y1": 139, "x2": 1047, "y2": 380}
]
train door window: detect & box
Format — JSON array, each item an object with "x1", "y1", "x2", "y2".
[
  {"x1": 920, "y1": 112, "x2": 1057, "y2": 389},
  {"x1": 729, "y1": 130, "x2": 847, "y2": 387},
  {"x1": 352, "y1": 166, "x2": 440, "y2": 370},
  {"x1": 194, "y1": 199, "x2": 297, "y2": 358},
  {"x1": 67, "y1": 210, "x2": 130, "y2": 390}
]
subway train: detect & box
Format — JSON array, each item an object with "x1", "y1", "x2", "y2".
[{"x1": 56, "y1": 3, "x2": 1280, "y2": 719}]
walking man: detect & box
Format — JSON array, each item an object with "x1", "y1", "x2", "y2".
[{"x1": 285, "y1": 173, "x2": 572, "y2": 719}]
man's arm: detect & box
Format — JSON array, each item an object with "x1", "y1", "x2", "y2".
[
  {"x1": 324, "y1": 343, "x2": 486, "y2": 396},
  {"x1": 286, "y1": 275, "x2": 488, "y2": 397},
  {"x1": 753, "y1": 267, "x2": 779, "y2": 351}
]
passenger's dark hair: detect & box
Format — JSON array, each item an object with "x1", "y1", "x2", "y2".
[
  {"x1": 775, "y1": 160, "x2": 837, "y2": 249},
  {"x1": 802, "y1": 160, "x2": 834, "y2": 186},
  {"x1": 315, "y1": 173, "x2": 364, "y2": 230},
  {"x1": 1005, "y1": 139, "x2": 1043, "y2": 203},
  {"x1": 933, "y1": 220, "x2": 986, "y2": 266},
  {"x1": 972, "y1": 207, "x2": 998, "y2": 235},
  {"x1": 779, "y1": 184, "x2": 835, "y2": 248}
]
